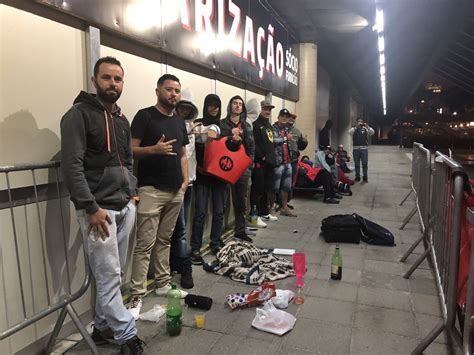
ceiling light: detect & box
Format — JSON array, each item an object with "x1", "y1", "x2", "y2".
[
  {"x1": 375, "y1": 7, "x2": 386, "y2": 116},
  {"x1": 421, "y1": 100, "x2": 425, "y2": 103},
  {"x1": 453, "y1": 112, "x2": 457, "y2": 115}
]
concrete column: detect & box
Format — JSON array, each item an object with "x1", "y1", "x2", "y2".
[
  {"x1": 295, "y1": 43, "x2": 318, "y2": 157},
  {"x1": 337, "y1": 89, "x2": 353, "y2": 152}
]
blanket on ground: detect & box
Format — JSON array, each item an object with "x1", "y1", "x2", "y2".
[{"x1": 203, "y1": 240, "x2": 294, "y2": 285}]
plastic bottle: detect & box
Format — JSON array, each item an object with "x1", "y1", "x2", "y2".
[
  {"x1": 166, "y1": 283, "x2": 182, "y2": 336},
  {"x1": 330, "y1": 245, "x2": 342, "y2": 280},
  {"x1": 293, "y1": 286, "x2": 305, "y2": 305}
]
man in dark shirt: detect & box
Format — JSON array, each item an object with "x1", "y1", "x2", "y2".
[
  {"x1": 250, "y1": 100, "x2": 277, "y2": 222},
  {"x1": 128, "y1": 74, "x2": 189, "y2": 320}
]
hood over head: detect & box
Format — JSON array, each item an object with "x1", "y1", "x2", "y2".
[
  {"x1": 246, "y1": 98, "x2": 261, "y2": 123},
  {"x1": 226, "y1": 95, "x2": 247, "y2": 120},
  {"x1": 202, "y1": 93, "x2": 222, "y2": 125},
  {"x1": 176, "y1": 87, "x2": 199, "y2": 121}
]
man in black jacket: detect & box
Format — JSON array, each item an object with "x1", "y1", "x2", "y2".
[
  {"x1": 250, "y1": 100, "x2": 278, "y2": 222},
  {"x1": 220, "y1": 95, "x2": 255, "y2": 242},
  {"x1": 60, "y1": 57, "x2": 144, "y2": 354}
]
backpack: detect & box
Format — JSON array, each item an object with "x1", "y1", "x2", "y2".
[
  {"x1": 335, "y1": 181, "x2": 353, "y2": 196},
  {"x1": 320, "y1": 214, "x2": 362, "y2": 244},
  {"x1": 353, "y1": 214, "x2": 396, "y2": 246}
]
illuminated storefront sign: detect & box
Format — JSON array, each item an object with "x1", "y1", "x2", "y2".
[{"x1": 39, "y1": 0, "x2": 299, "y2": 100}]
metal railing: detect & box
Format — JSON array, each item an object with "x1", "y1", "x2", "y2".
[
  {"x1": 410, "y1": 152, "x2": 467, "y2": 354},
  {"x1": 400, "y1": 143, "x2": 432, "y2": 268},
  {"x1": 0, "y1": 162, "x2": 98, "y2": 354}
]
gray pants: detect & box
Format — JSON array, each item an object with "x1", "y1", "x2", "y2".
[
  {"x1": 77, "y1": 202, "x2": 136, "y2": 344},
  {"x1": 353, "y1": 147, "x2": 369, "y2": 179}
]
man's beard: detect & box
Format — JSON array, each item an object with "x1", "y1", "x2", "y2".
[
  {"x1": 96, "y1": 86, "x2": 121, "y2": 104},
  {"x1": 159, "y1": 95, "x2": 177, "y2": 110}
]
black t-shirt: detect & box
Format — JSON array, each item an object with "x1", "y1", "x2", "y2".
[{"x1": 131, "y1": 106, "x2": 189, "y2": 189}]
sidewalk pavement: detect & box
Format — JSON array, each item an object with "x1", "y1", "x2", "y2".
[{"x1": 67, "y1": 146, "x2": 459, "y2": 355}]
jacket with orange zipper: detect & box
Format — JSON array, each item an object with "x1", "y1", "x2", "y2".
[{"x1": 61, "y1": 91, "x2": 137, "y2": 214}]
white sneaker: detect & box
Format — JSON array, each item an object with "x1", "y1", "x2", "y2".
[
  {"x1": 155, "y1": 284, "x2": 188, "y2": 298},
  {"x1": 128, "y1": 296, "x2": 143, "y2": 320},
  {"x1": 261, "y1": 213, "x2": 278, "y2": 222},
  {"x1": 250, "y1": 216, "x2": 267, "y2": 228}
]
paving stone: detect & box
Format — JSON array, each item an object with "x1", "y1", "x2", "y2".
[
  {"x1": 208, "y1": 334, "x2": 281, "y2": 355},
  {"x1": 415, "y1": 313, "x2": 450, "y2": 344},
  {"x1": 354, "y1": 304, "x2": 418, "y2": 337},
  {"x1": 409, "y1": 276, "x2": 439, "y2": 296},
  {"x1": 350, "y1": 326, "x2": 420, "y2": 354},
  {"x1": 300, "y1": 296, "x2": 356, "y2": 326},
  {"x1": 306, "y1": 279, "x2": 359, "y2": 302},
  {"x1": 363, "y1": 259, "x2": 407, "y2": 275},
  {"x1": 285, "y1": 318, "x2": 351, "y2": 353},
  {"x1": 357, "y1": 285, "x2": 412, "y2": 311},
  {"x1": 360, "y1": 270, "x2": 409, "y2": 291},
  {"x1": 411, "y1": 293, "x2": 443, "y2": 316}
]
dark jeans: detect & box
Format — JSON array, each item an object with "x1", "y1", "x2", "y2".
[
  {"x1": 171, "y1": 186, "x2": 193, "y2": 259},
  {"x1": 250, "y1": 164, "x2": 273, "y2": 215},
  {"x1": 353, "y1": 148, "x2": 369, "y2": 179},
  {"x1": 288, "y1": 160, "x2": 298, "y2": 203},
  {"x1": 314, "y1": 170, "x2": 332, "y2": 199},
  {"x1": 190, "y1": 179, "x2": 227, "y2": 251},
  {"x1": 232, "y1": 171, "x2": 251, "y2": 235}
]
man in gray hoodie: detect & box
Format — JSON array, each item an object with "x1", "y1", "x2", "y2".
[{"x1": 60, "y1": 57, "x2": 144, "y2": 354}]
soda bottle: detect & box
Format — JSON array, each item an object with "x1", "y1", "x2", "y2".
[
  {"x1": 330, "y1": 245, "x2": 342, "y2": 280},
  {"x1": 293, "y1": 286, "x2": 305, "y2": 305},
  {"x1": 166, "y1": 283, "x2": 182, "y2": 336}
]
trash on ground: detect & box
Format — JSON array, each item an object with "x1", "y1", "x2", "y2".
[
  {"x1": 138, "y1": 304, "x2": 166, "y2": 322},
  {"x1": 271, "y1": 289, "x2": 295, "y2": 309},
  {"x1": 225, "y1": 282, "x2": 276, "y2": 310},
  {"x1": 272, "y1": 248, "x2": 296, "y2": 255},
  {"x1": 251, "y1": 300, "x2": 296, "y2": 336}
]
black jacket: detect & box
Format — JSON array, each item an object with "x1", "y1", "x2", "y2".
[
  {"x1": 61, "y1": 91, "x2": 136, "y2": 213},
  {"x1": 253, "y1": 114, "x2": 276, "y2": 167}
]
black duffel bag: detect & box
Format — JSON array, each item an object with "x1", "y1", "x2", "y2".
[
  {"x1": 321, "y1": 214, "x2": 362, "y2": 244},
  {"x1": 353, "y1": 213, "x2": 396, "y2": 246}
]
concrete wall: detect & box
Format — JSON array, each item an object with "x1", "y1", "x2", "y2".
[{"x1": 0, "y1": 4, "x2": 297, "y2": 353}]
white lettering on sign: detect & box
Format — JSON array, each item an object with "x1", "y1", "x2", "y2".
[{"x1": 174, "y1": 0, "x2": 297, "y2": 86}]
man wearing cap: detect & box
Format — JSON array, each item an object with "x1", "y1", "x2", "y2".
[
  {"x1": 271, "y1": 109, "x2": 297, "y2": 217},
  {"x1": 250, "y1": 100, "x2": 278, "y2": 222}
]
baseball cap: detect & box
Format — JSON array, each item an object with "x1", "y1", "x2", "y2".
[
  {"x1": 279, "y1": 108, "x2": 292, "y2": 117},
  {"x1": 260, "y1": 100, "x2": 275, "y2": 109}
]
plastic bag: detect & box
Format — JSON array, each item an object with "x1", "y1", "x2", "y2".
[
  {"x1": 138, "y1": 304, "x2": 166, "y2": 322},
  {"x1": 251, "y1": 301, "x2": 296, "y2": 336},
  {"x1": 271, "y1": 289, "x2": 295, "y2": 309}
]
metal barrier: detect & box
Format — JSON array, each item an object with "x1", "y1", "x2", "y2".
[
  {"x1": 411, "y1": 152, "x2": 466, "y2": 354},
  {"x1": 399, "y1": 143, "x2": 432, "y2": 268},
  {"x1": 463, "y1": 207, "x2": 474, "y2": 355},
  {"x1": 0, "y1": 162, "x2": 98, "y2": 354}
]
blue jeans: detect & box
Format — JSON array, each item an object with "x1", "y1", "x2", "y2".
[
  {"x1": 76, "y1": 202, "x2": 136, "y2": 344},
  {"x1": 353, "y1": 148, "x2": 369, "y2": 179},
  {"x1": 171, "y1": 186, "x2": 193, "y2": 258},
  {"x1": 273, "y1": 163, "x2": 293, "y2": 193},
  {"x1": 190, "y1": 179, "x2": 227, "y2": 251}
]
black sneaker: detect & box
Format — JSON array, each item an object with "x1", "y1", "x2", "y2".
[
  {"x1": 234, "y1": 233, "x2": 253, "y2": 243},
  {"x1": 91, "y1": 326, "x2": 114, "y2": 345},
  {"x1": 287, "y1": 204, "x2": 294, "y2": 210},
  {"x1": 363, "y1": 177, "x2": 368, "y2": 183},
  {"x1": 120, "y1": 336, "x2": 145, "y2": 355},
  {"x1": 180, "y1": 257, "x2": 194, "y2": 289},
  {"x1": 323, "y1": 197, "x2": 340, "y2": 204},
  {"x1": 332, "y1": 193, "x2": 343, "y2": 199},
  {"x1": 190, "y1": 251, "x2": 204, "y2": 265},
  {"x1": 210, "y1": 245, "x2": 221, "y2": 255},
  {"x1": 355, "y1": 177, "x2": 361, "y2": 182}
]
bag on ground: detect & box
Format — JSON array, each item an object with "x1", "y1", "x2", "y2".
[
  {"x1": 320, "y1": 214, "x2": 362, "y2": 244},
  {"x1": 353, "y1": 213, "x2": 396, "y2": 246}
]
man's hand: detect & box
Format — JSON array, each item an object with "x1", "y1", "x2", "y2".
[
  {"x1": 87, "y1": 208, "x2": 112, "y2": 241},
  {"x1": 207, "y1": 130, "x2": 218, "y2": 139},
  {"x1": 151, "y1": 135, "x2": 177, "y2": 155},
  {"x1": 181, "y1": 181, "x2": 189, "y2": 193},
  {"x1": 287, "y1": 132, "x2": 294, "y2": 141},
  {"x1": 302, "y1": 135, "x2": 308, "y2": 142},
  {"x1": 231, "y1": 127, "x2": 242, "y2": 136},
  {"x1": 232, "y1": 134, "x2": 242, "y2": 142}
]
